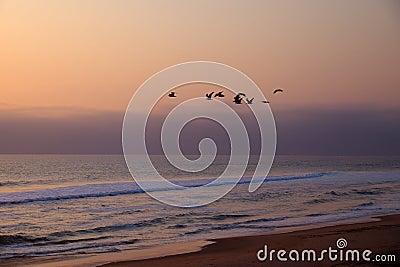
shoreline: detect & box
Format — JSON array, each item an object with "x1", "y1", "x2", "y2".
[
  {"x1": 1, "y1": 213, "x2": 398, "y2": 267},
  {"x1": 102, "y1": 213, "x2": 399, "y2": 267}
]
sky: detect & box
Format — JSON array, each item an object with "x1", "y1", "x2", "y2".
[{"x1": 0, "y1": 0, "x2": 399, "y2": 155}]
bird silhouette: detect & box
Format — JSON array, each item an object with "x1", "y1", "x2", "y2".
[
  {"x1": 206, "y1": 92, "x2": 214, "y2": 100},
  {"x1": 246, "y1": 97, "x2": 254, "y2": 104},
  {"x1": 273, "y1": 88, "x2": 283, "y2": 94},
  {"x1": 261, "y1": 100, "x2": 270, "y2": 104},
  {"x1": 214, "y1": 91, "x2": 225, "y2": 97},
  {"x1": 168, "y1": 92, "x2": 176, "y2": 97},
  {"x1": 233, "y1": 94, "x2": 244, "y2": 104}
]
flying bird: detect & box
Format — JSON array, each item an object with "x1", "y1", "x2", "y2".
[
  {"x1": 206, "y1": 92, "x2": 214, "y2": 100},
  {"x1": 246, "y1": 97, "x2": 254, "y2": 104},
  {"x1": 214, "y1": 91, "x2": 225, "y2": 97},
  {"x1": 273, "y1": 88, "x2": 283, "y2": 94},
  {"x1": 233, "y1": 93, "x2": 244, "y2": 104},
  {"x1": 261, "y1": 100, "x2": 270, "y2": 104},
  {"x1": 168, "y1": 92, "x2": 176, "y2": 97}
]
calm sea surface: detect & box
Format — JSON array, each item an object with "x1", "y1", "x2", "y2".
[{"x1": 0, "y1": 155, "x2": 399, "y2": 259}]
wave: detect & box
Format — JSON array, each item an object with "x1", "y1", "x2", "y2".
[
  {"x1": 0, "y1": 238, "x2": 140, "y2": 259},
  {"x1": 51, "y1": 218, "x2": 169, "y2": 237},
  {"x1": 351, "y1": 189, "x2": 384, "y2": 195},
  {"x1": 0, "y1": 181, "x2": 20, "y2": 187},
  {"x1": 306, "y1": 213, "x2": 327, "y2": 217},
  {"x1": 204, "y1": 214, "x2": 251, "y2": 221},
  {"x1": 0, "y1": 172, "x2": 332, "y2": 205},
  {"x1": 0, "y1": 179, "x2": 59, "y2": 187},
  {"x1": 357, "y1": 202, "x2": 374, "y2": 207},
  {"x1": 0, "y1": 234, "x2": 48, "y2": 245}
]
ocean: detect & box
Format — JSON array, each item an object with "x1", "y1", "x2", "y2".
[{"x1": 0, "y1": 155, "x2": 399, "y2": 260}]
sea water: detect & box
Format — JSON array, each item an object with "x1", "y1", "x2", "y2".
[{"x1": 0, "y1": 155, "x2": 399, "y2": 259}]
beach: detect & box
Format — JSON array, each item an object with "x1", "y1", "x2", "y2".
[
  {"x1": 101, "y1": 214, "x2": 399, "y2": 267},
  {"x1": 0, "y1": 214, "x2": 398, "y2": 266}
]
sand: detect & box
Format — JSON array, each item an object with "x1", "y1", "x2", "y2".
[
  {"x1": 101, "y1": 214, "x2": 399, "y2": 267},
  {"x1": 1, "y1": 214, "x2": 398, "y2": 267}
]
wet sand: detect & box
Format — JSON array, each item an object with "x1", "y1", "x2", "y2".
[{"x1": 102, "y1": 214, "x2": 399, "y2": 267}]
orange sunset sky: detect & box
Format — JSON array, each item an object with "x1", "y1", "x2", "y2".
[{"x1": 0, "y1": 0, "x2": 399, "y2": 154}]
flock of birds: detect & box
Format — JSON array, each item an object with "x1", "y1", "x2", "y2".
[{"x1": 168, "y1": 88, "x2": 283, "y2": 104}]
